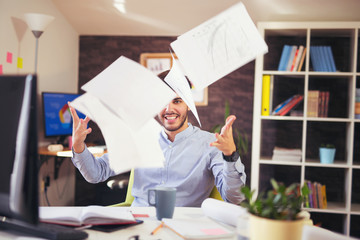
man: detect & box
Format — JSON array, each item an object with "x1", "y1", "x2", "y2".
[{"x1": 70, "y1": 70, "x2": 246, "y2": 207}]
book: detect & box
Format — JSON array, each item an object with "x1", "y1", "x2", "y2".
[
  {"x1": 272, "y1": 94, "x2": 304, "y2": 116},
  {"x1": 286, "y1": 46, "x2": 298, "y2": 71},
  {"x1": 162, "y1": 217, "x2": 235, "y2": 239},
  {"x1": 304, "y1": 180, "x2": 327, "y2": 209},
  {"x1": 261, "y1": 75, "x2": 271, "y2": 116},
  {"x1": 272, "y1": 95, "x2": 297, "y2": 115},
  {"x1": 277, "y1": 94, "x2": 304, "y2": 116},
  {"x1": 306, "y1": 181, "x2": 313, "y2": 208},
  {"x1": 290, "y1": 48, "x2": 300, "y2": 71},
  {"x1": 307, "y1": 90, "x2": 320, "y2": 117},
  {"x1": 323, "y1": 91, "x2": 330, "y2": 117},
  {"x1": 326, "y1": 46, "x2": 337, "y2": 72},
  {"x1": 278, "y1": 45, "x2": 291, "y2": 71},
  {"x1": 297, "y1": 47, "x2": 306, "y2": 71},
  {"x1": 292, "y1": 45, "x2": 304, "y2": 72},
  {"x1": 39, "y1": 206, "x2": 136, "y2": 227},
  {"x1": 321, "y1": 184, "x2": 328, "y2": 209}
]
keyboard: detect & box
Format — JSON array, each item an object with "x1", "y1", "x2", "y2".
[{"x1": 0, "y1": 219, "x2": 88, "y2": 240}]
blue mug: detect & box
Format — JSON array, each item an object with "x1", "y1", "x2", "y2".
[{"x1": 148, "y1": 187, "x2": 176, "y2": 220}]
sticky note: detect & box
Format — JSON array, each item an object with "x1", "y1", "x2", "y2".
[
  {"x1": 201, "y1": 228, "x2": 228, "y2": 235},
  {"x1": 6, "y1": 52, "x2": 12, "y2": 63},
  {"x1": 0, "y1": 64, "x2": 3, "y2": 74},
  {"x1": 17, "y1": 57, "x2": 23, "y2": 69}
]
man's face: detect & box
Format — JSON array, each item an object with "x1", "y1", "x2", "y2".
[{"x1": 158, "y1": 96, "x2": 189, "y2": 133}]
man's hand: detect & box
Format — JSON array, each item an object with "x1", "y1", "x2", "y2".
[
  {"x1": 210, "y1": 115, "x2": 237, "y2": 156},
  {"x1": 68, "y1": 102, "x2": 92, "y2": 153}
]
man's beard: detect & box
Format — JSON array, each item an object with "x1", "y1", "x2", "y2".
[{"x1": 163, "y1": 111, "x2": 188, "y2": 132}]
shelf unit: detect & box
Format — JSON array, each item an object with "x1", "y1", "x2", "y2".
[{"x1": 251, "y1": 22, "x2": 360, "y2": 238}]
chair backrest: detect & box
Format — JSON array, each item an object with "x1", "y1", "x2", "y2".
[{"x1": 110, "y1": 169, "x2": 223, "y2": 207}]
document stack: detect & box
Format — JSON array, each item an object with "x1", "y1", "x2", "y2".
[{"x1": 271, "y1": 147, "x2": 302, "y2": 162}]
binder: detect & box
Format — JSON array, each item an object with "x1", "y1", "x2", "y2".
[{"x1": 261, "y1": 75, "x2": 271, "y2": 116}]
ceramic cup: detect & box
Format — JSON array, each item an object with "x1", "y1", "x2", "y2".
[{"x1": 148, "y1": 187, "x2": 176, "y2": 220}]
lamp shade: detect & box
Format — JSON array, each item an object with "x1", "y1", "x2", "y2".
[{"x1": 24, "y1": 13, "x2": 54, "y2": 32}]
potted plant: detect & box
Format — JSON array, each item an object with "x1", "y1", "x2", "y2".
[
  {"x1": 240, "y1": 179, "x2": 310, "y2": 240},
  {"x1": 319, "y1": 144, "x2": 336, "y2": 164}
]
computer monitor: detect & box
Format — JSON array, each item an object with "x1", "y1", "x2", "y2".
[
  {"x1": 0, "y1": 74, "x2": 38, "y2": 225},
  {"x1": 0, "y1": 75, "x2": 88, "y2": 239},
  {"x1": 42, "y1": 92, "x2": 85, "y2": 144}
]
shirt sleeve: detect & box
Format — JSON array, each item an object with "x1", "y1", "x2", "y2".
[
  {"x1": 211, "y1": 150, "x2": 246, "y2": 205},
  {"x1": 71, "y1": 145, "x2": 116, "y2": 183}
]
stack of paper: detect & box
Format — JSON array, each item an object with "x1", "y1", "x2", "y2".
[{"x1": 271, "y1": 147, "x2": 302, "y2": 162}]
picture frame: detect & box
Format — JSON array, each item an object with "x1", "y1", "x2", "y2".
[{"x1": 140, "y1": 53, "x2": 208, "y2": 106}]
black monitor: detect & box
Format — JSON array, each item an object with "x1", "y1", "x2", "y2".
[
  {"x1": 42, "y1": 92, "x2": 85, "y2": 144},
  {"x1": 0, "y1": 74, "x2": 38, "y2": 225},
  {"x1": 0, "y1": 75, "x2": 88, "y2": 239}
]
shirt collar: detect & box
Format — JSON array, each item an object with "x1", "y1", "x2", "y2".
[{"x1": 160, "y1": 123, "x2": 195, "y2": 143}]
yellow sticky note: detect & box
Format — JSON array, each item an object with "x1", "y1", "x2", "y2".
[{"x1": 17, "y1": 57, "x2": 23, "y2": 69}]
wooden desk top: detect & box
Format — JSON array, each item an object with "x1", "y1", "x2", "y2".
[{"x1": 38, "y1": 145, "x2": 107, "y2": 157}]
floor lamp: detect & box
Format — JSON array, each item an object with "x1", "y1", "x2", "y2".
[{"x1": 24, "y1": 13, "x2": 55, "y2": 74}]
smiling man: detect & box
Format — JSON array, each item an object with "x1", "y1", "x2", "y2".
[{"x1": 70, "y1": 70, "x2": 246, "y2": 207}]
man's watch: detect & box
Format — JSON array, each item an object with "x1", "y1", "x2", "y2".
[{"x1": 222, "y1": 151, "x2": 240, "y2": 162}]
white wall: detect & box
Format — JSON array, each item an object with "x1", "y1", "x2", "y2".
[
  {"x1": 0, "y1": 0, "x2": 79, "y2": 206},
  {"x1": 0, "y1": 0, "x2": 79, "y2": 146}
]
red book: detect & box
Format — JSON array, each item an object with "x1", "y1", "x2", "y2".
[{"x1": 278, "y1": 95, "x2": 304, "y2": 116}]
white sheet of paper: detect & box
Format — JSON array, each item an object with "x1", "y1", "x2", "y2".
[
  {"x1": 164, "y1": 55, "x2": 201, "y2": 126},
  {"x1": 81, "y1": 56, "x2": 176, "y2": 130},
  {"x1": 71, "y1": 93, "x2": 164, "y2": 174},
  {"x1": 170, "y1": 2, "x2": 268, "y2": 90}
]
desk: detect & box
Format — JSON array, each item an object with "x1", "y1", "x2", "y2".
[
  {"x1": 0, "y1": 207, "x2": 237, "y2": 240},
  {"x1": 85, "y1": 207, "x2": 236, "y2": 240}
]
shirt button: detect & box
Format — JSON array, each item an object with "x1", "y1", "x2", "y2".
[
  {"x1": 169, "y1": 145, "x2": 172, "y2": 148},
  {"x1": 161, "y1": 181, "x2": 165, "y2": 184}
]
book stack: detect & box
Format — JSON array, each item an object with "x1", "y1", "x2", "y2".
[
  {"x1": 304, "y1": 180, "x2": 327, "y2": 209},
  {"x1": 310, "y1": 46, "x2": 336, "y2": 72},
  {"x1": 272, "y1": 94, "x2": 304, "y2": 116},
  {"x1": 278, "y1": 45, "x2": 306, "y2": 72},
  {"x1": 271, "y1": 147, "x2": 302, "y2": 162},
  {"x1": 356, "y1": 88, "x2": 360, "y2": 119},
  {"x1": 307, "y1": 90, "x2": 330, "y2": 117}
]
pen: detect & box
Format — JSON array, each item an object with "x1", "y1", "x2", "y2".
[{"x1": 151, "y1": 222, "x2": 163, "y2": 235}]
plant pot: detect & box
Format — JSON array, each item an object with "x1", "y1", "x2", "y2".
[
  {"x1": 319, "y1": 147, "x2": 336, "y2": 164},
  {"x1": 249, "y1": 214, "x2": 304, "y2": 240}
]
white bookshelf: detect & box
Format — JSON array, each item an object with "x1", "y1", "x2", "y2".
[{"x1": 251, "y1": 22, "x2": 360, "y2": 238}]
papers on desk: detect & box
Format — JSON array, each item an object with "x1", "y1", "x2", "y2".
[
  {"x1": 162, "y1": 217, "x2": 234, "y2": 240},
  {"x1": 201, "y1": 198, "x2": 248, "y2": 227},
  {"x1": 39, "y1": 206, "x2": 136, "y2": 227},
  {"x1": 159, "y1": 199, "x2": 248, "y2": 239},
  {"x1": 70, "y1": 2, "x2": 267, "y2": 174}
]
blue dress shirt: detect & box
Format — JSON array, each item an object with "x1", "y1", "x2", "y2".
[{"x1": 72, "y1": 123, "x2": 246, "y2": 207}]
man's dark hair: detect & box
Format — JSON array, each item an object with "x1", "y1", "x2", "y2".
[{"x1": 157, "y1": 70, "x2": 192, "y2": 90}]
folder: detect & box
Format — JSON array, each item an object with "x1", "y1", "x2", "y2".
[{"x1": 261, "y1": 75, "x2": 271, "y2": 116}]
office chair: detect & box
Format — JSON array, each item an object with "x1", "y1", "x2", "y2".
[{"x1": 110, "y1": 169, "x2": 223, "y2": 207}]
